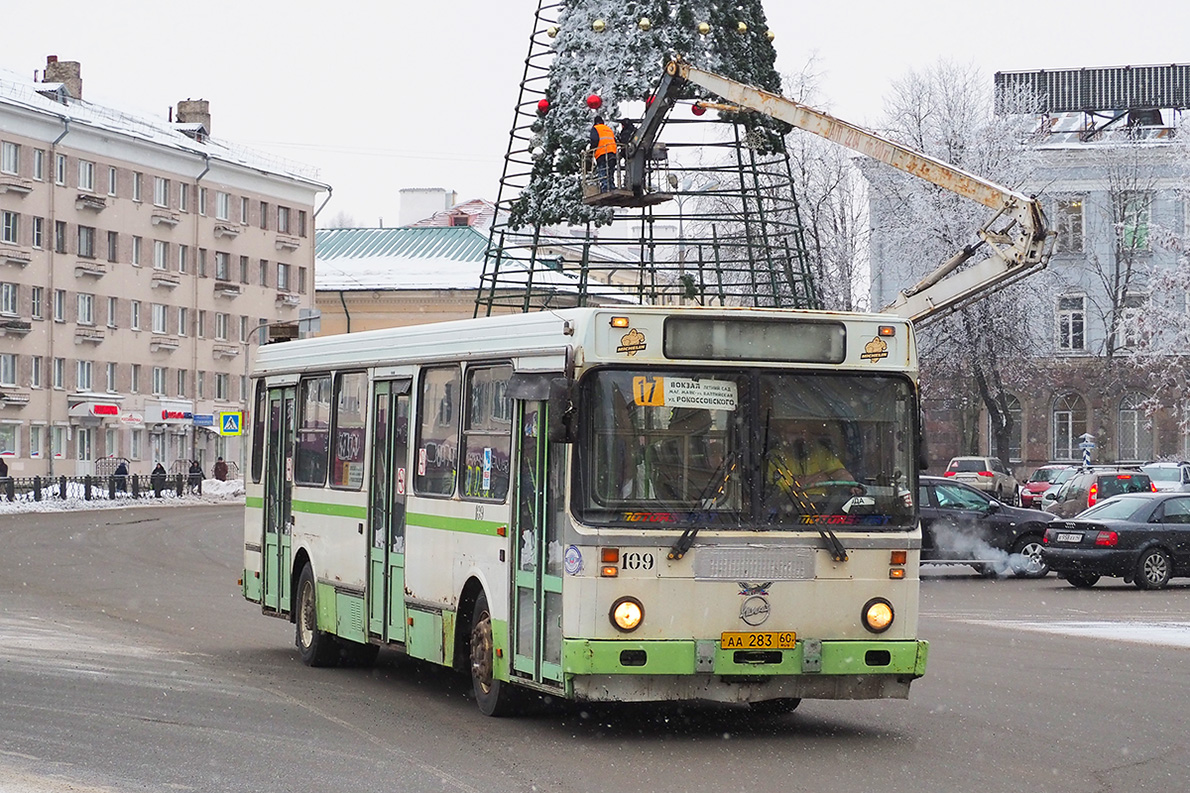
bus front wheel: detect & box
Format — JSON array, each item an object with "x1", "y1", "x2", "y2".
[
  {"x1": 296, "y1": 565, "x2": 339, "y2": 667},
  {"x1": 469, "y1": 590, "x2": 518, "y2": 716}
]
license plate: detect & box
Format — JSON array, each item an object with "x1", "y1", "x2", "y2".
[
  {"x1": 721, "y1": 631, "x2": 797, "y2": 649},
  {"x1": 1056, "y1": 532, "x2": 1083, "y2": 543}
]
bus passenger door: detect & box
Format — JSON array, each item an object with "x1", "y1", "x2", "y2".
[
  {"x1": 262, "y1": 386, "x2": 296, "y2": 614},
  {"x1": 367, "y1": 379, "x2": 410, "y2": 643},
  {"x1": 511, "y1": 400, "x2": 564, "y2": 686}
]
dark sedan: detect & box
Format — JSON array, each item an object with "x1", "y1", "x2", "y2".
[
  {"x1": 919, "y1": 476, "x2": 1056, "y2": 577},
  {"x1": 1042, "y1": 492, "x2": 1190, "y2": 589}
]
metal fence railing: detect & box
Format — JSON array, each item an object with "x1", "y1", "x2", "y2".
[{"x1": 1, "y1": 473, "x2": 203, "y2": 502}]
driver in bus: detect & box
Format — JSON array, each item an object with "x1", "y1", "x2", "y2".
[{"x1": 765, "y1": 419, "x2": 860, "y2": 494}]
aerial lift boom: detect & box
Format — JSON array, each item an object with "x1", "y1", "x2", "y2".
[{"x1": 628, "y1": 59, "x2": 1055, "y2": 325}]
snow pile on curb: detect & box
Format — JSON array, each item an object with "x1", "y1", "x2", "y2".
[{"x1": 0, "y1": 478, "x2": 246, "y2": 515}]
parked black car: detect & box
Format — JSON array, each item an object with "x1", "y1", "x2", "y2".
[
  {"x1": 1041, "y1": 492, "x2": 1190, "y2": 589},
  {"x1": 918, "y1": 476, "x2": 1056, "y2": 577}
]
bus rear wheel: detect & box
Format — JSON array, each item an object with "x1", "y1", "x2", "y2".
[
  {"x1": 296, "y1": 565, "x2": 339, "y2": 667},
  {"x1": 469, "y1": 591, "x2": 518, "y2": 716}
]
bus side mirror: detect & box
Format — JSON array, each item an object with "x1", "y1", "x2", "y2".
[{"x1": 548, "y1": 378, "x2": 576, "y2": 444}]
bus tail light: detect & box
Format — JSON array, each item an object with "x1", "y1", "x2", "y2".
[
  {"x1": 889, "y1": 550, "x2": 907, "y2": 579},
  {"x1": 601, "y1": 547, "x2": 619, "y2": 577}
]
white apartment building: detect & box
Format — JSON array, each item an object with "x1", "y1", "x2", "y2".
[{"x1": 0, "y1": 57, "x2": 328, "y2": 478}]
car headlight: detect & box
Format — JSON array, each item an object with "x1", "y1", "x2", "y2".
[
  {"x1": 862, "y1": 597, "x2": 894, "y2": 634},
  {"x1": 609, "y1": 596, "x2": 644, "y2": 632}
]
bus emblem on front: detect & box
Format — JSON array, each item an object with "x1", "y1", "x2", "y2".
[{"x1": 740, "y1": 595, "x2": 771, "y2": 626}]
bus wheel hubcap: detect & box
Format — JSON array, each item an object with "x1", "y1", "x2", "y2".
[{"x1": 471, "y1": 612, "x2": 494, "y2": 694}]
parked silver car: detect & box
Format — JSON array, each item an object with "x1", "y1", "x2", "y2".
[
  {"x1": 1140, "y1": 461, "x2": 1190, "y2": 493},
  {"x1": 943, "y1": 456, "x2": 1019, "y2": 504}
]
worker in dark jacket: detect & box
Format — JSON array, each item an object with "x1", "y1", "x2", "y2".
[
  {"x1": 590, "y1": 115, "x2": 617, "y2": 191},
  {"x1": 188, "y1": 460, "x2": 203, "y2": 494},
  {"x1": 150, "y1": 462, "x2": 167, "y2": 498}
]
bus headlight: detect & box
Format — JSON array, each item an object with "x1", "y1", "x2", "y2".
[
  {"x1": 610, "y1": 597, "x2": 644, "y2": 632},
  {"x1": 861, "y1": 598, "x2": 894, "y2": 634}
]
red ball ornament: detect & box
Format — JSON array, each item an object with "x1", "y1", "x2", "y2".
[
  {"x1": 537, "y1": 98, "x2": 550, "y2": 114},
  {"x1": 692, "y1": 104, "x2": 706, "y2": 116},
  {"x1": 586, "y1": 93, "x2": 602, "y2": 110}
]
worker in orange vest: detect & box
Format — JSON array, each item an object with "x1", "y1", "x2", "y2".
[{"x1": 589, "y1": 115, "x2": 617, "y2": 192}]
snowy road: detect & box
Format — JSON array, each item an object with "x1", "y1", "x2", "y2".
[{"x1": 1, "y1": 506, "x2": 1188, "y2": 792}]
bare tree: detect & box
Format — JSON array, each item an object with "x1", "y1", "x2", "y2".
[{"x1": 319, "y1": 210, "x2": 359, "y2": 229}]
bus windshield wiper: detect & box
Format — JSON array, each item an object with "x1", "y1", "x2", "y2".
[{"x1": 668, "y1": 449, "x2": 738, "y2": 561}]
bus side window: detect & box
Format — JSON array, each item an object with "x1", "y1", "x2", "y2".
[
  {"x1": 295, "y1": 375, "x2": 331, "y2": 486},
  {"x1": 416, "y1": 365, "x2": 462, "y2": 496},
  {"x1": 461, "y1": 364, "x2": 513, "y2": 501}
]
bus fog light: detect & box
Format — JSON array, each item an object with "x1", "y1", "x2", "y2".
[
  {"x1": 862, "y1": 598, "x2": 894, "y2": 634},
  {"x1": 610, "y1": 597, "x2": 644, "y2": 632}
]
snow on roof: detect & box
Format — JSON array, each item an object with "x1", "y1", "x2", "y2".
[{"x1": 0, "y1": 67, "x2": 325, "y2": 186}]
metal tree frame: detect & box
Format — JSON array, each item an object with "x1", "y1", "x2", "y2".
[{"x1": 475, "y1": 1, "x2": 819, "y2": 316}]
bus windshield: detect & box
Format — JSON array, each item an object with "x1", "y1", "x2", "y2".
[{"x1": 575, "y1": 368, "x2": 917, "y2": 531}]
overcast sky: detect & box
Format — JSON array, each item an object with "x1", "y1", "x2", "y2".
[{"x1": 3, "y1": 0, "x2": 1185, "y2": 225}]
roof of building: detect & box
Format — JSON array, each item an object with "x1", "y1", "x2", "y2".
[
  {"x1": 0, "y1": 67, "x2": 325, "y2": 187},
  {"x1": 406, "y1": 198, "x2": 497, "y2": 229},
  {"x1": 315, "y1": 226, "x2": 491, "y2": 291}
]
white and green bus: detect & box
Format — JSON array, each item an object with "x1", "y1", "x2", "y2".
[{"x1": 242, "y1": 306, "x2": 928, "y2": 715}]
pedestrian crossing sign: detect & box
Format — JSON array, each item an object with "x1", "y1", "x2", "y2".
[{"x1": 218, "y1": 411, "x2": 244, "y2": 436}]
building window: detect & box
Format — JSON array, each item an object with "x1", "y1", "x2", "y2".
[
  {"x1": 178, "y1": 244, "x2": 188, "y2": 274},
  {"x1": 130, "y1": 364, "x2": 140, "y2": 393},
  {"x1": 239, "y1": 255, "x2": 249, "y2": 284},
  {"x1": 32, "y1": 217, "x2": 43, "y2": 248},
  {"x1": 1118, "y1": 392, "x2": 1153, "y2": 462},
  {"x1": 132, "y1": 236, "x2": 142, "y2": 266},
  {"x1": 0, "y1": 282, "x2": 16, "y2": 315},
  {"x1": 77, "y1": 160, "x2": 95, "y2": 191},
  {"x1": 108, "y1": 166, "x2": 118, "y2": 196},
  {"x1": 132, "y1": 172, "x2": 142, "y2": 201},
  {"x1": 77, "y1": 226, "x2": 96, "y2": 259},
  {"x1": 130, "y1": 300, "x2": 141, "y2": 330},
  {"x1": 216, "y1": 373, "x2": 229, "y2": 401},
  {"x1": 0, "y1": 422, "x2": 17, "y2": 456},
  {"x1": 178, "y1": 183, "x2": 189, "y2": 212},
  {"x1": 0, "y1": 211, "x2": 17, "y2": 244},
  {"x1": 131, "y1": 429, "x2": 143, "y2": 460},
  {"x1": 0, "y1": 141, "x2": 18, "y2": 174},
  {"x1": 259, "y1": 259, "x2": 269, "y2": 287},
  {"x1": 298, "y1": 267, "x2": 307, "y2": 294},
  {"x1": 1056, "y1": 295, "x2": 1085, "y2": 352},
  {"x1": 198, "y1": 187, "x2": 207, "y2": 216},
  {"x1": 30, "y1": 356, "x2": 42, "y2": 389},
  {"x1": 197, "y1": 310, "x2": 206, "y2": 338},
  {"x1": 0, "y1": 353, "x2": 15, "y2": 386},
  {"x1": 239, "y1": 315, "x2": 248, "y2": 342},
  {"x1": 278, "y1": 206, "x2": 290, "y2": 234},
  {"x1": 54, "y1": 220, "x2": 66, "y2": 253},
  {"x1": 216, "y1": 191, "x2": 230, "y2": 221},
  {"x1": 277, "y1": 262, "x2": 290, "y2": 292},
  {"x1": 240, "y1": 196, "x2": 249, "y2": 224},
  {"x1": 1120, "y1": 191, "x2": 1151, "y2": 251},
  {"x1": 215, "y1": 312, "x2": 228, "y2": 340},
  {"x1": 177, "y1": 369, "x2": 186, "y2": 398},
  {"x1": 154, "y1": 240, "x2": 168, "y2": 270},
  {"x1": 76, "y1": 428, "x2": 93, "y2": 462},
  {"x1": 1055, "y1": 197, "x2": 1083, "y2": 254},
  {"x1": 215, "y1": 251, "x2": 230, "y2": 280},
  {"x1": 30, "y1": 287, "x2": 43, "y2": 319},
  {"x1": 76, "y1": 360, "x2": 93, "y2": 391},
  {"x1": 152, "y1": 367, "x2": 166, "y2": 396},
  {"x1": 152, "y1": 303, "x2": 167, "y2": 334},
  {"x1": 259, "y1": 201, "x2": 269, "y2": 230},
  {"x1": 177, "y1": 307, "x2": 188, "y2": 337},
  {"x1": 53, "y1": 289, "x2": 65, "y2": 322},
  {"x1": 107, "y1": 296, "x2": 117, "y2": 328},
  {"x1": 106, "y1": 231, "x2": 118, "y2": 263},
  {"x1": 1052, "y1": 392, "x2": 1088, "y2": 461},
  {"x1": 1114, "y1": 293, "x2": 1146, "y2": 351},
  {"x1": 298, "y1": 210, "x2": 308, "y2": 237},
  {"x1": 153, "y1": 177, "x2": 170, "y2": 208},
  {"x1": 198, "y1": 248, "x2": 207, "y2": 278},
  {"x1": 196, "y1": 370, "x2": 204, "y2": 400},
  {"x1": 77, "y1": 293, "x2": 94, "y2": 325},
  {"x1": 53, "y1": 358, "x2": 65, "y2": 389},
  {"x1": 106, "y1": 362, "x2": 117, "y2": 393},
  {"x1": 55, "y1": 153, "x2": 66, "y2": 185},
  {"x1": 33, "y1": 149, "x2": 45, "y2": 181},
  {"x1": 51, "y1": 426, "x2": 66, "y2": 458}
]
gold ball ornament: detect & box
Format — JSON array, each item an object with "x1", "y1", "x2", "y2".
[
  {"x1": 592, "y1": 19, "x2": 606, "y2": 33},
  {"x1": 546, "y1": 25, "x2": 559, "y2": 38},
  {"x1": 737, "y1": 21, "x2": 748, "y2": 34},
  {"x1": 697, "y1": 22, "x2": 710, "y2": 35},
  {"x1": 638, "y1": 17, "x2": 651, "y2": 31},
  {"x1": 766, "y1": 29, "x2": 775, "y2": 42}
]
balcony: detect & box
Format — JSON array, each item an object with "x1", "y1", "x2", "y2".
[
  {"x1": 214, "y1": 280, "x2": 242, "y2": 298},
  {"x1": 75, "y1": 193, "x2": 108, "y2": 212},
  {"x1": 1, "y1": 246, "x2": 32, "y2": 266},
  {"x1": 75, "y1": 326, "x2": 105, "y2": 344},
  {"x1": 151, "y1": 208, "x2": 180, "y2": 227},
  {"x1": 149, "y1": 335, "x2": 180, "y2": 352},
  {"x1": 214, "y1": 223, "x2": 241, "y2": 238},
  {"x1": 0, "y1": 175, "x2": 34, "y2": 195},
  {"x1": 75, "y1": 260, "x2": 108, "y2": 278},
  {"x1": 0, "y1": 388, "x2": 31, "y2": 407},
  {"x1": 150, "y1": 271, "x2": 181, "y2": 289},
  {"x1": 275, "y1": 292, "x2": 301, "y2": 307},
  {"x1": 275, "y1": 234, "x2": 301, "y2": 251},
  {"x1": 0, "y1": 318, "x2": 32, "y2": 336},
  {"x1": 213, "y1": 344, "x2": 240, "y2": 359}
]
